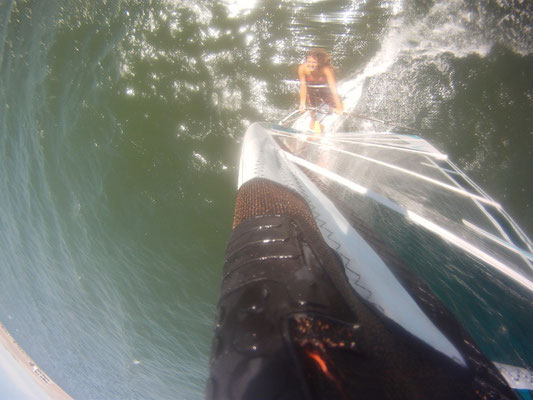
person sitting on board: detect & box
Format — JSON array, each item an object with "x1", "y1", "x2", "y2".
[{"x1": 298, "y1": 48, "x2": 344, "y2": 133}]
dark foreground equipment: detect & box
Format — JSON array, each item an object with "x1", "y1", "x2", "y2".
[{"x1": 206, "y1": 178, "x2": 516, "y2": 400}]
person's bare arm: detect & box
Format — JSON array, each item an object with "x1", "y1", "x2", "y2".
[
  {"x1": 323, "y1": 66, "x2": 343, "y2": 114},
  {"x1": 298, "y1": 64, "x2": 308, "y2": 112}
]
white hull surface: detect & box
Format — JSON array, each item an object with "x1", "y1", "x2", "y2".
[{"x1": 0, "y1": 323, "x2": 72, "y2": 399}]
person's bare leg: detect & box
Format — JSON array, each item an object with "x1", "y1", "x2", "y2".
[{"x1": 309, "y1": 110, "x2": 316, "y2": 130}]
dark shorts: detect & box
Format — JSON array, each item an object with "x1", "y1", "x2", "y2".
[{"x1": 307, "y1": 86, "x2": 335, "y2": 108}]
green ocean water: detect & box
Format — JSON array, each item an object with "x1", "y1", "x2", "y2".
[{"x1": 0, "y1": 0, "x2": 532, "y2": 398}]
